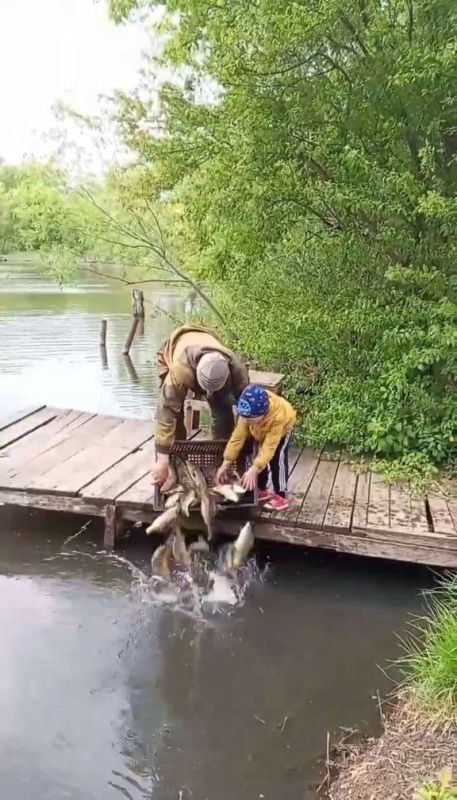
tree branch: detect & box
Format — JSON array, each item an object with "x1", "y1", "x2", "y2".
[{"x1": 77, "y1": 187, "x2": 227, "y2": 326}]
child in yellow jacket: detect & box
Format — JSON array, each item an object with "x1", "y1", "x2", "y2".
[{"x1": 216, "y1": 384, "x2": 296, "y2": 511}]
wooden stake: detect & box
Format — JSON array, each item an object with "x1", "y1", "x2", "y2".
[
  {"x1": 100, "y1": 318, "x2": 107, "y2": 348},
  {"x1": 122, "y1": 318, "x2": 139, "y2": 355},
  {"x1": 132, "y1": 288, "x2": 145, "y2": 334},
  {"x1": 104, "y1": 504, "x2": 124, "y2": 548}
]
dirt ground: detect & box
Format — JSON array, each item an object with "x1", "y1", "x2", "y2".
[{"x1": 328, "y1": 696, "x2": 457, "y2": 800}]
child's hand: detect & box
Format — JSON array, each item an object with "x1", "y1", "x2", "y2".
[
  {"x1": 241, "y1": 466, "x2": 258, "y2": 491},
  {"x1": 216, "y1": 461, "x2": 230, "y2": 484}
]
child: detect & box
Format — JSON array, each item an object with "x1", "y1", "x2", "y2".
[{"x1": 216, "y1": 384, "x2": 296, "y2": 511}]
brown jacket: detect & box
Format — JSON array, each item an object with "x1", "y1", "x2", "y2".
[{"x1": 155, "y1": 325, "x2": 248, "y2": 453}]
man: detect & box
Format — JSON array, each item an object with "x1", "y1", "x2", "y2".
[{"x1": 151, "y1": 324, "x2": 249, "y2": 485}]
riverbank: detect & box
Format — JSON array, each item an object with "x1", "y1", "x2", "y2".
[
  {"x1": 329, "y1": 695, "x2": 456, "y2": 799},
  {"x1": 330, "y1": 574, "x2": 457, "y2": 799}
]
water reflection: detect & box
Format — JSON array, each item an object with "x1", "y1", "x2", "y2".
[{"x1": 0, "y1": 261, "x2": 184, "y2": 418}]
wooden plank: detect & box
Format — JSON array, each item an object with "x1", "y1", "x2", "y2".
[
  {"x1": 364, "y1": 526, "x2": 457, "y2": 551},
  {"x1": 409, "y1": 489, "x2": 431, "y2": 535},
  {"x1": 352, "y1": 472, "x2": 370, "y2": 531},
  {"x1": 0, "y1": 407, "x2": 61, "y2": 449},
  {"x1": 2, "y1": 414, "x2": 124, "y2": 490},
  {"x1": 207, "y1": 516, "x2": 457, "y2": 567},
  {"x1": 28, "y1": 443, "x2": 137, "y2": 496},
  {"x1": 1, "y1": 411, "x2": 94, "y2": 465},
  {"x1": 0, "y1": 405, "x2": 45, "y2": 432},
  {"x1": 0, "y1": 489, "x2": 105, "y2": 517},
  {"x1": 324, "y1": 461, "x2": 357, "y2": 533},
  {"x1": 99, "y1": 418, "x2": 152, "y2": 450},
  {"x1": 248, "y1": 370, "x2": 284, "y2": 393},
  {"x1": 366, "y1": 472, "x2": 390, "y2": 531},
  {"x1": 82, "y1": 441, "x2": 155, "y2": 503},
  {"x1": 428, "y1": 495, "x2": 457, "y2": 536},
  {"x1": 298, "y1": 457, "x2": 338, "y2": 530},
  {"x1": 265, "y1": 447, "x2": 319, "y2": 524},
  {"x1": 104, "y1": 505, "x2": 118, "y2": 548},
  {"x1": 389, "y1": 480, "x2": 413, "y2": 533},
  {"x1": 116, "y1": 472, "x2": 155, "y2": 508},
  {"x1": 447, "y1": 501, "x2": 457, "y2": 533}
]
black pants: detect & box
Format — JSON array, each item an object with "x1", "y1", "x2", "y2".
[{"x1": 257, "y1": 433, "x2": 291, "y2": 497}]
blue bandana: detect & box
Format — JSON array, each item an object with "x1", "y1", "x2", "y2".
[{"x1": 237, "y1": 384, "x2": 269, "y2": 417}]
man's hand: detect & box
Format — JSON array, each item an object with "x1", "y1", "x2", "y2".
[
  {"x1": 215, "y1": 460, "x2": 231, "y2": 485},
  {"x1": 241, "y1": 465, "x2": 259, "y2": 491},
  {"x1": 151, "y1": 455, "x2": 170, "y2": 486}
]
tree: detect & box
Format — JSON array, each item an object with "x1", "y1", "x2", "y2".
[{"x1": 109, "y1": 0, "x2": 457, "y2": 468}]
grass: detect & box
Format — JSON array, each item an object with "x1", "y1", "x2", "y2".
[
  {"x1": 399, "y1": 572, "x2": 457, "y2": 724},
  {"x1": 414, "y1": 769, "x2": 457, "y2": 799}
]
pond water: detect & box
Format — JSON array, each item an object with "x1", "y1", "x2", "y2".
[{"x1": 0, "y1": 261, "x2": 432, "y2": 799}]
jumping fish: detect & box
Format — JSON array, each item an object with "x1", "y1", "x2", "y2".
[
  {"x1": 146, "y1": 503, "x2": 180, "y2": 534},
  {"x1": 217, "y1": 522, "x2": 255, "y2": 576},
  {"x1": 181, "y1": 489, "x2": 197, "y2": 517}
]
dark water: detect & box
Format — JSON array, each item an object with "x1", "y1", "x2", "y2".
[{"x1": 0, "y1": 262, "x2": 432, "y2": 799}]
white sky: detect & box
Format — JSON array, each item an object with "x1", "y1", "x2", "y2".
[{"x1": 0, "y1": 0, "x2": 147, "y2": 168}]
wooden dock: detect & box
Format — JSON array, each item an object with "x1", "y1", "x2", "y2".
[{"x1": 0, "y1": 406, "x2": 456, "y2": 566}]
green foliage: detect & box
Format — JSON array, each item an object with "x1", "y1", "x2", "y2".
[
  {"x1": 400, "y1": 573, "x2": 457, "y2": 721},
  {"x1": 0, "y1": 162, "x2": 93, "y2": 256},
  {"x1": 111, "y1": 0, "x2": 457, "y2": 470},
  {"x1": 415, "y1": 769, "x2": 457, "y2": 800}
]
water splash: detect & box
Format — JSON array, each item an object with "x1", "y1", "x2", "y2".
[{"x1": 106, "y1": 550, "x2": 268, "y2": 622}]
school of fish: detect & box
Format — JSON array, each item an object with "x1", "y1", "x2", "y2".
[{"x1": 147, "y1": 456, "x2": 255, "y2": 584}]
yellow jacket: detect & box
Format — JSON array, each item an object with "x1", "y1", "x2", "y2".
[{"x1": 224, "y1": 391, "x2": 296, "y2": 471}]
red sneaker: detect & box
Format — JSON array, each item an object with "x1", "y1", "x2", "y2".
[
  {"x1": 264, "y1": 495, "x2": 289, "y2": 511},
  {"x1": 258, "y1": 489, "x2": 273, "y2": 502}
]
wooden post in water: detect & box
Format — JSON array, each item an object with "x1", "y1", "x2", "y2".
[
  {"x1": 123, "y1": 318, "x2": 139, "y2": 356},
  {"x1": 132, "y1": 288, "x2": 145, "y2": 335},
  {"x1": 122, "y1": 288, "x2": 144, "y2": 355},
  {"x1": 100, "y1": 318, "x2": 107, "y2": 348},
  {"x1": 100, "y1": 318, "x2": 108, "y2": 368}
]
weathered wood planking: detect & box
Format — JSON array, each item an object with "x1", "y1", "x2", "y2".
[
  {"x1": 0, "y1": 405, "x2": 46, "y2": 432},
  {"x1": 352, "y1": 472, "x2": 370, "y2": 531},
  {"x1": 0, "y1": 407, "x2": 60, "y2": 449},
  {"x1": 323, "y1": 461, "x2": 357, "y2": 533},
  {"x1": 28, "y1": 420, "x2": 153, "y2": 496},
  {"x1": 428, "y1": 495, "x2": 456, "y2": 536},
  {"x1": 0, "y1": 411, "x2": 96, "y2": 476},
  {"x1": 211, "y1": 516, "x2": 457, "y2": 567},
  {"x1": 116, "y1": 472, "x2": 156, "y2": 508},
  {"x1": 297, "y1": 457, "x2": 338, "y2": 530},
  {"x1": 82, "y1": 441, "x2": 155, "y2": 503},
  {"x1": 2, "y1": 415, "x2": 125, "y2": 490},
  {"x1": 389, "y1": 480, "x2": 414, "y2": 534},
  {"x1": 366, "y1": 472, "x2": 390, "y2": 531},
  {"x1": 267, "y1": 447, "x2": 319, "y2": 524}
]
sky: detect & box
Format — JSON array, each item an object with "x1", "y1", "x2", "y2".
[{"x1": 0, "y1": 0, "x2": 147, "y2": 170}]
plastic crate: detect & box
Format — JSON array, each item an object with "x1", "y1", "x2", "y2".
[{"x1": 153, "y1": 438, "x2": 258, "y2": 511}]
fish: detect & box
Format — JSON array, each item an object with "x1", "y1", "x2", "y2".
[
  {"x1": 174, "y1": 455, "x2": 197, "y2": 492},
  {"x1": 165, "y1": 489, "x2": 183, "y2": 508},
  {"x1": 172, "y1": 526, "x2": 190, "y2": 568},
  {"x1": 146, "y1": 503, "x2": 180, "y2": 534},
  {"x1": 201, "y1": 492, "x2": 217, "y2": 542},
  {"x1": 217, "y1": 522, "x2": 255, "y2": 576},
  {"x1": 150, "y1": 540, "x2": 174, "y2": 578},
  {"x1": 175, "y1": 456, "x2": 216, "y2": 540},
  {"x1": 181, "y1": 489, "x2": 197, "y2": 517},
  {"x1": 212, "y1": 484, "x2": 240, "y2": 503}
]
